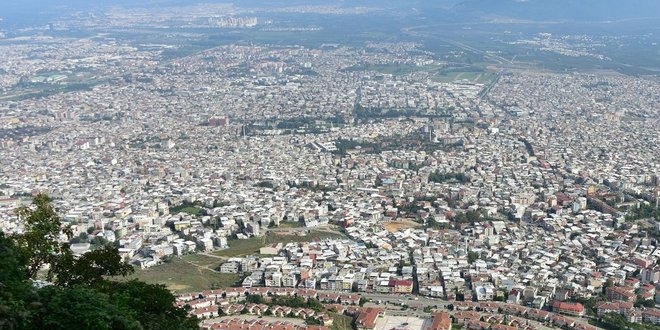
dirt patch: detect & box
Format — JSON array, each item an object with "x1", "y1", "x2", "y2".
[{"x1": 383, "y1": 220, "x2": 422, "y2": 233}]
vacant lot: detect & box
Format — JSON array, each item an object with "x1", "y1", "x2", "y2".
[
  {"x1": 383, "y1": 220, "x2": 423, "y2": 233},
  {"x1": 266, "y1": 230, "x2": 347, "y2": 244},
  {"x1": 213, "y1": 237, "x2": 267, "y2": 257},
  {"x1": 121, "y1": 256, "x2": 239, "y2": 293},
  {"x1": 214, "y1": 229, "x2": 348, "y2": 258}
]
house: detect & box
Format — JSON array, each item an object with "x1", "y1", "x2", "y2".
[
  {"x1": 454, "y1": 311, "x2": 481, "y2": 325},
  {"x1": 607, "y1": 286, "x2": 636, "y2": 302},
  {"x1": 191, "y1": 305, "x2": 218, "y2": 319},
  {"x1": 466, "y1": 320, "x2": 490, "y2": 330},
  {"x1": 429, "y1": 312, "x2": 451, "y2": 330},
  {"x1": 501, "y1": 304, "x2": 528, "y2": 316},
  {"x1": 318, "y1": 293, "x2": 341, "y2": 303},
  {"x1": 355, "y1": 307, "x2": 384, "y2": 330},
  {"x1": 527, "y1": 309, "x2": 550, "y2": 322},
  {"x1": 491, "y1": 325, "x2": 517, "y2": 330},
  {"x1": 340, "y1": 294, "x2": 362, "y2": 306},
  {"x1": 551, "y1": 315, "x2": 575, "y2": 328},
  {"x1": 643, "y1": 308, "x2": 660, "y2": 325},
  {"x1": 596, "y1": 301, "x2": 634, "y2": 318},
  {"x1": 454, "y1": 301, "x2": 477, "y2": 311},
  {"x1": 478, "y1": 302, "x2": 499, "y2": 313}
]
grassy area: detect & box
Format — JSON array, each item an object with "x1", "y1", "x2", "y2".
[
  {"x1": 266, "y1": 231, "x2": 346, "y2": 244},
  {"x1": 180, "y1": 254, "x2": 223, "y2": 267},
  {"x1": 121, "y1": 256, "x2": 239, "y2": 293},
  {"x1": 172, "y1": 206, "x2": 203, "y2": 216},
  {"x1": 213, "y1": 229, "x2": 348, "y2": 257},
  {"x1": 278, "y1": 221, "x2": 302, "y2": 228},
  {"x1": 213, "y1": 237, "x2": 267, "y2": 257},
  {"x1": 330, "y1": 313, "x2": 354, "y2": 330}
]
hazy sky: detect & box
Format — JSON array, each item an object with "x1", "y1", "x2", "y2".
[{"x1": 2, "y1": 0, "x2": 660, "y2": 27}]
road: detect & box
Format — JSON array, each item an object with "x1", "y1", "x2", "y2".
[{"x1": 356, "y1": 293, "x2": 601, "y2": 330}]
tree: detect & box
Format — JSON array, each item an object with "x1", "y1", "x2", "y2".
[
  {"x1": 30, "y1": 285, "x2": 141, "y2": 330},
  {"x1": 13, "y1": 194, "x2": 71, "y2": 279},
  {"x1": 467, "y1": 251, "x2": 480, "y2": 264},
  {"x1": 0, "y1": 194, "x2": 200, "y2": 330},
  {"x1": 0, "y1": 233, "x2": 33, "y2": 330},
  {"x1": 98, "y1": 280, "x2": 199, "y2": 330},
  {"x1": 50, "y1": 243, "x2": 134, "y2": 287},
  {"x1": 306, "y1": 316, "x2": 322, "y2": 325},
  {"x1": 246, "y1": 294, "x2": 267, "y2": 304}
]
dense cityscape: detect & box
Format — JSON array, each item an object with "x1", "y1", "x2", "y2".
[{"x1": 3, "y1": 1, "x2": 660, "y2": 330}]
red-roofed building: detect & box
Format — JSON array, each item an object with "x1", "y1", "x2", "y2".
[
  {"x1": 466, "y1": 320, "x2": 490, "y2": 330},
  {"x1": 429, "y1": 312, "x2": 451, "y2": 330},
  {"x1": 551, "y1": 315, "x2": 575, "y2": 328},
  {"x1": 597, "y1": 301, "x2": 634, "y2": 318},
  {"x1": 527, "y1": 308, "x2": 550, "y2": 322},
  {"x1": 388, "y1": 279, "x2": 413, "y2": 294},
  {"x1": 454, "y1": 311, "x2": 482, "y2": 325},
  {"x1": 552, "y1": 301, "x2": 585, "y2": 317},
  {"x1": 191, "y1": 305, "x2": 219, "y2": 319},
  {"x1": 607, "y1": 286, "x2": 636, "y2": 302},
  {"x1": 644, "y1": 308, "x2": 660, "y2": 324},
  {"x1": 491, "y1": 325, "x2": 517, "y2": 330},
  {"x1": 356, "y1": 307, "x2": 384, "y2": 330}
]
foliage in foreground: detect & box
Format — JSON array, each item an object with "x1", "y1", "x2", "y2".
[{"x1": 0, "y1": 194, "x2": 199, "y2": 330}]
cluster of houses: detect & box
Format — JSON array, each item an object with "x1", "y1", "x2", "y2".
[
  {"x1": 200, "y1": 318, "x2": 328, "y2": 330},
  {"x1": 175, "y1": 287, "x2": 366, "y2": 323}
]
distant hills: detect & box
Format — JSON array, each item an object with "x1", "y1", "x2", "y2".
[{"x1": 450, "y1": 0, "x2": 660, "y2": 22}]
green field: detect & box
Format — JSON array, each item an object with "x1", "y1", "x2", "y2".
[
  {"x1": 214, "y1": 237, "x2": 267, "y2": 257},
  {"x1": 120, "y1": 255, "x2": 239, "y2": 293},
  {"x1": 171, "y1": 206, "x2": 203, "y2": 216},
  {"x1": 330, "y1": 313, "x2": 354, "y2": 330}
]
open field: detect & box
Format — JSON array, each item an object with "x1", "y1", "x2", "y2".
[
  {"x1": 383, "y1": 220, "x2": 423, "y2": 233},
  {"x1": 213, "y1": 229, "x2": 348, "y2": 257},
  {"x1": 266, "y1": 230, "x2": 347, "y2": 244},
  {"x1": 121, "y1": 256, "x2": 240, "y2": 293},
  {"x1": 181, "y1": 253, "x2": 224, "y2": 267},
  {"x1": 213, "y1": 237, "x2": 267, "y2": 257}
]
